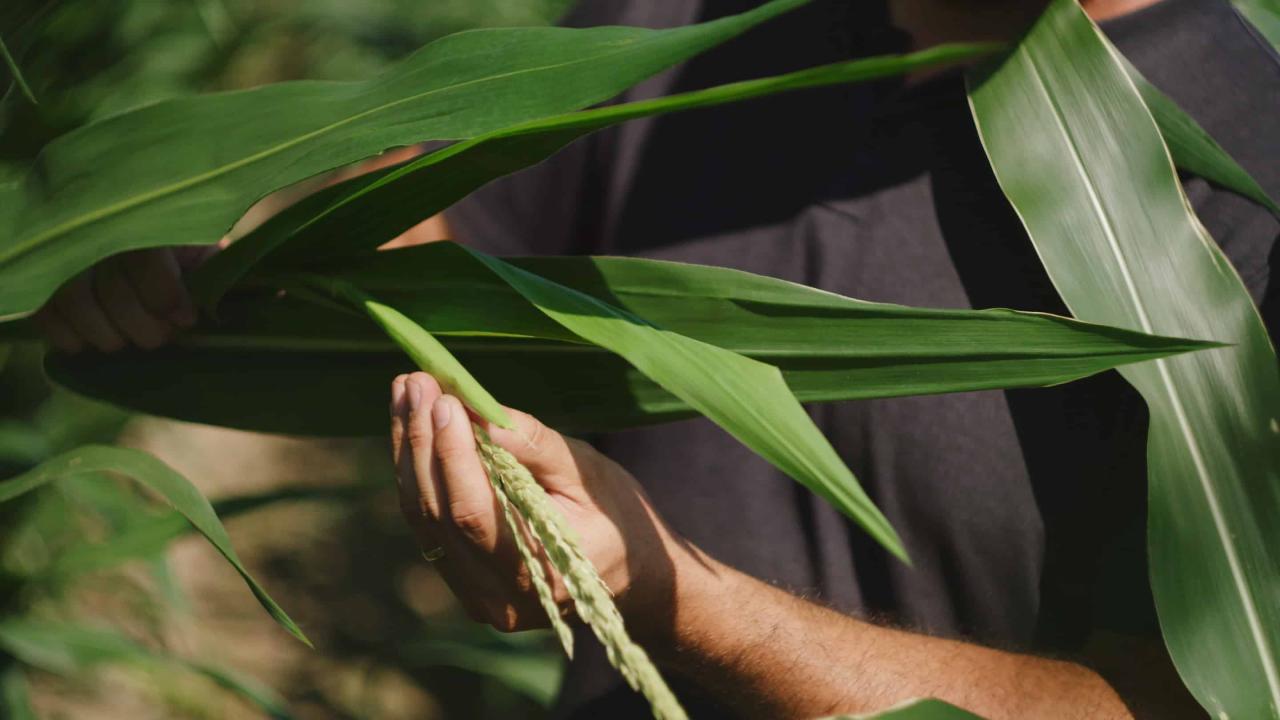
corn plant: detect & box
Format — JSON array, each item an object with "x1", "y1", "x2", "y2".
[
  {"x1": 1, "y1": 0, "x2": 1277, "y2": 718},
  {"x1": 0, "y1": 362, "x2": 296, "y2": 718}
]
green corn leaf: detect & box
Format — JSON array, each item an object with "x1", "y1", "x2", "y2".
[
  {"x1": 822, "y1": 698, "x2": 982, "y2": 719},
  {"x1": 0, "y1": 664, "x2": 36, "y2": 720},
  {"x1": 400, "y1": 638, "x2": 563, "y2": 708},
  {"x1": 1121, "y1": 58, "x2": 1279, "y2": 216},
  {"x1": 968, "y1": 1, "x2": 1280, "y2": 717},
  {"x1": 39, "y1": 243, "x2": 1215, "y2": 437},
  {"x1": 470, "y1": 252, "x2": 869, "y2": 559},
  {"x1": 320, "y1": 278, "x2": 515, "y2": 429},
  {"x1": 0, "y1": 0, "x2": 808, "y2": 317},
  {"x1": 0, "y1": 34, "x2": 35, "y2": 105},
  {"x1": 0, "y1": 446, "x2": 310, "y2": 647},
  {"x1": 1234, "y1": 0, "x2": 1280, "y2": 48},
  {"x1": 191, "y1": 42, "x2": 998, "y2": 306},
  {"x1": 187, "y1": 40, "x2": 1256, "y2": 308},
  {"x1": 0, "y1": 620, "x2": 154, "y2": 675},
  {"x1": 0, "y1": 620, "x2": 291, "y2": 718},
  {"x1": 343, "y1": 244, "x2": 908, "y2": 559},
  {"x1": 38, "y1": 486, "x2": 367, "y2": 582}
]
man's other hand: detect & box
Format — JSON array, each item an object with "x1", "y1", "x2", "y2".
[{"x1": 32, "y1": 246, "x2": 214, "y2": 353}]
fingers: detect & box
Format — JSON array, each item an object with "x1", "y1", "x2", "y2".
[
  {"x1": 484, "y1": 407, "x2": 582, "y2": 494},
  {"x1": 120, "y1": 248, "x2": 196, "y2": 328},
  {"x1": 389, "y1": 373, "x2": 513, "y2": 560},
  {"x1": 94, "y1": 260, "x2": 173, "y2": 349},
  {"x1": 172, "y1": 244, "x2": 220, "y2": 272},
  {"x1": 389, "y1": 373, "x2": 574, "y2": 632},
  {"x1": 430, "y1": 393, "x2": 507, "y2": 553},
  {"x1": 31, "y1": 305, "x2": 84, "y2": 354},
  {"x1": 51, "y1": 274, "x2": 126, "y2": 352},
  {"x1": 392, "y1": 373, "x2": 445, "y2": 525},
  {"x1": 37, "y1": 248, "x2": 202, "y2": 354}
]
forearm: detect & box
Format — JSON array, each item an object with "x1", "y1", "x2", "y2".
[{"x1": 649, "y1": 548, "x2": 1130, "y2": 720}]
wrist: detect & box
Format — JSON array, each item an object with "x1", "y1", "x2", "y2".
[{"x1": 620, "y1": 524, "x2": 737, "y2": 665}]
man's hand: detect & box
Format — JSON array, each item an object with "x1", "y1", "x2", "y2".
[
  {"x1": 388, "y1": 372, "x2": 692, "y2": 639},
  {"x1": 389, "y1": 371, "x2": 1142, "y2": 720},
  {"x1": 32, "y1": 246, "x2": 212, "y2": 353}
]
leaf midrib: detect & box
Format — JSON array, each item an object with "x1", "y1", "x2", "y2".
[
  {"x1": 3, "y1": 35, "x2": 681, "y2": 265},
  {"x1": 1021, "y1": 38, "x2": 1280, "y2": 703}
]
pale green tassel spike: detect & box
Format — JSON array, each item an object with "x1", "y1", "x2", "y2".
[{"x1": 474, "y1": 426, "x2": 688, "y2": 720}]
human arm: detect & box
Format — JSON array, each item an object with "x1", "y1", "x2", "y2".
[{"x1": 388, "y1": 371, "x2": 1137, "y2": 720}]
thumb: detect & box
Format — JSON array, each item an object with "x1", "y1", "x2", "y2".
[{"x1": 484, "y1": 408, "x2": 581, "y2": 493}]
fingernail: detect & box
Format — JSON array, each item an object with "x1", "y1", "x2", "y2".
[
  {"x1": 407, "y1": 376, "x2": 424, "y2": 411},
  {"x1": 432, "y1": 395, "x2": 453, "y2": 430}
]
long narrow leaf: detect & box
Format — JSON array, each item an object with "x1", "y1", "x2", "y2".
[
  {"x1": 0, "y1": 620, "x2": 291, "y2": 718},
  {"x1": 1235, "y1": 0, "x2": 1280, "y2": 48},
  {"x1": 326, "y1": 243, "x2": 910, "y2": 558},
  {"x1": 400, "y1": 638, "x2": 563, "y2": 708},
  {"x1": 192, "y1": 42, "x2": 998, "y2": 305},
  {"x1": 39, "y1": 244, "x2": 1215, "y2": 436},
  {"x1": 467, "y1": 249, "x2": 888, "y2": 561},
  {"x1": 191, "y1": 41, "x2": 1262, "y2": 306},
  {"x1": 0, "y1": 446, "x2": 310, "y2": 647},
  {"x1": 0, "y1": 0, "x2": 807, "y2": 317},
  {"x1": 0, "y1": 665, "x2": 36, "y2": 720},
  {"x1": 324, "y1": 278, "x2": 515, "y2": 429},
  {"x1": 40, "y1": 486, "x2": 367, "y2": 581},
  {"x1": 0, "y1": 34, "x2": 35, "y2": 105},
  {"x1": 968, "y1": 1, "x2": 1280, "y2": 717},
  {"x1": 1122, "y1": 58, "x2": 1279, "y2": 216}
]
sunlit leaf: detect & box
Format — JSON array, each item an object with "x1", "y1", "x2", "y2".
[
  {"x1": 0, "y1": 664, "x2": 36, "y2": 720},
  {"x1": 39, "y1": 243, "x2": 1215, "y2": 437},
  {"x1": 324, "y1": 278, "x2": 515, "y2": 429},
  {"x1": 1234, "y1": 0, "x2": 1280, "y2": 48},
  {"x1": 969, "y1": 1, "x2": 1280, "y2": 716},
  {"x1": 192, "y1": 42, "x2": 998, "y2": 305},
  {"x1": 0, "y1": 620, "x2": 291, "y2": 718},
  {"x1": 0, "y1": 0, "x2": 808, "y2": 317},
  {"x1": 1122, "y1": 58, "x2": 1279, "y2": 216},
  {"x1": 0, "y1": 446, "x2": 310, "y2": 647},
  {"x1": 40, "y1": 486, "x2": 367, "y2": 581}
]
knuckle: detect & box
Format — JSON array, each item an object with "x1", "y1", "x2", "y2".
[
  {"x1": 405, "y1": 422, "x2": 433, "y2": 450},
  {"x1": 434, "y1": 440, "x2": 474, "y2": 467},
  {"x1": 523, "y1": 416, "x2": 548, "y2": 449},
  {"x1": 448, "y1": 503, "x2": 491, "y2": 542}
]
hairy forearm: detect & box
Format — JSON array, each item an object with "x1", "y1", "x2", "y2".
[{"x1": 648, "y1": 548, "x2": 1130, "y2": 720}]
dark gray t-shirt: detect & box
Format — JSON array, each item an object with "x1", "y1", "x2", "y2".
[{"x1": 449, "y1": 0, "x2": 1280, "y2": 716}]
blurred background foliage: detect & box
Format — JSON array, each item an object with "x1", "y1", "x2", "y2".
[
  {"x1": 0, "y1": 0, "x2": 574, "y2": 179},
  {"x1": 1, "y1": 1, "x2": 575, "y2": 717}
]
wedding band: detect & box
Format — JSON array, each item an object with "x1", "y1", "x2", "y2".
[{"x1": 422, "y1": 546, "x2": 446, "y2": 563}]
